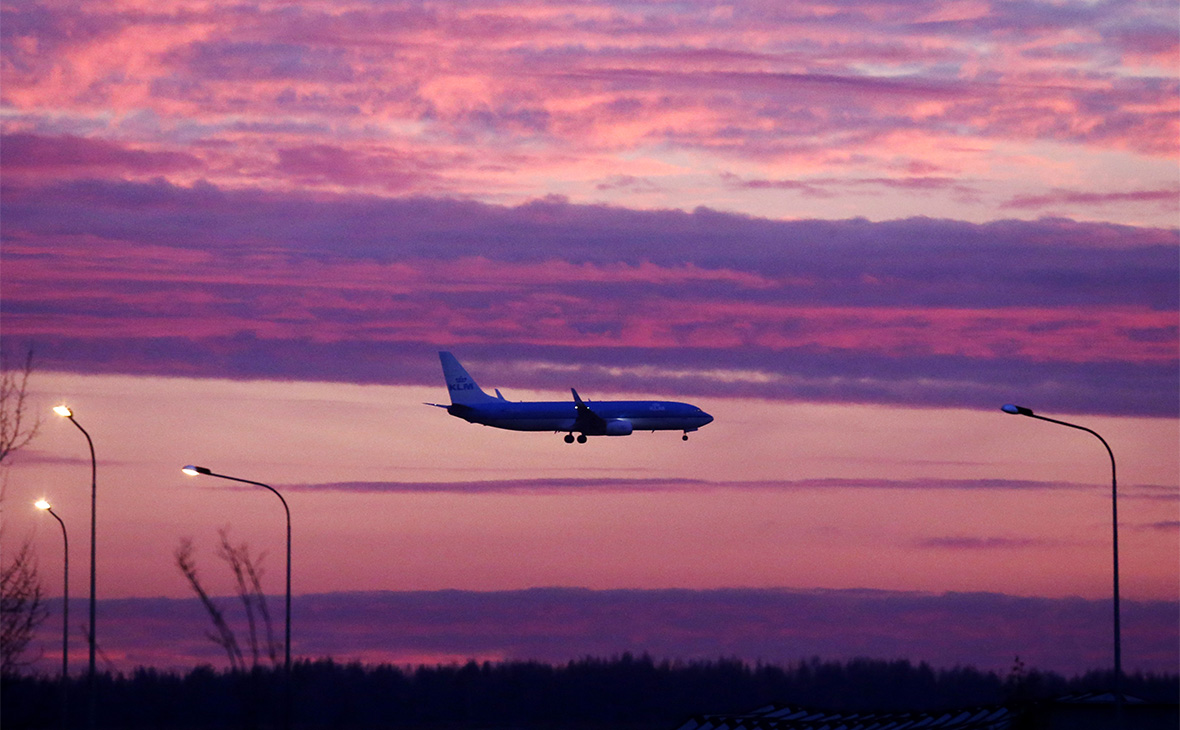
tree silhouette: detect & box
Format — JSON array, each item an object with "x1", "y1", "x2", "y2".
[
  {"x1": 1, "y1": 655, "x2": 1176, "y2": 728},
  {"x1": 0, "y1": 346, "x2": 40, "y2": 465},
  {"x1": 0, "y1": 345, "x2": 46, "y2": 675},
  {"x1": 0, "y1": 542, "x2": 46, "y2": 676}
]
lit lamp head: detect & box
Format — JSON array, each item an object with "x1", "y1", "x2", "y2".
[
  {"x1": 35, "y1": 499, "x2": 52, "y2": 511},
  {"x1": 53, "y1": 405, "x2": 73, "y2": 418},
  {"x1": 182, "y1": 465, "x2": 212, "y2": 476}
]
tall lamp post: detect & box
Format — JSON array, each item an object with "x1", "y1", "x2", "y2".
[
  {"x1": 35, "y1": 498, "x2": 69, "y2": 728},
  {"x1": 1001, "y1": 404, "x2": 1122, "y2": 716},
  {"x1": 181, "y1": 466, "x2": 292, "y2": 708},
  {"x1": 53, "y1": 405, "x2": 97, "y2": 729}
]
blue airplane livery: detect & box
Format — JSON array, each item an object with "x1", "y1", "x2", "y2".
[{"x1": 431, "y1": 351, "x2": 714, "y2": 443}]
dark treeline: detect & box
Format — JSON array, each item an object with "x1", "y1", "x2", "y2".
[{"x1": 3, "y1": 655, "x2": 1178, "y2": 729}]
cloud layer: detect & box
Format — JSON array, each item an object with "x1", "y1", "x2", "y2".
[
  {"x1": 3, "y1": 0, "x2": 1176, "y2": 415},
  {"x1": 2, "y1": 0, "x2": 1176, "y2": 224},
  {"x1": 3, "y1": 184, "x2": 1175, "y2": 415},
  {"x1": 30, "y1": 588, "x2": 1179, "y2": 676}
]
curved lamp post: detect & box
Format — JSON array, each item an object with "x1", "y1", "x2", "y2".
[
  {"x1": 53, "y1": 405, "x2": 97, "y2": 729},
  {"x1": 1001, "y1": 404, "x2": 1121, "y2": 716},
  {"x1": 35, "y1": 498, "x2": 69, "y2": 721},
  {"x1": 181, "y1": 466, "x2": 292, "y2": 677}
]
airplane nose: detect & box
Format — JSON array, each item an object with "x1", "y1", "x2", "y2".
[{"x1": 701, "y1": 411, "x2": 714, "y2": 425}]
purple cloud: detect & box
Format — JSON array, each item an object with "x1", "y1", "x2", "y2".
[
  {"x1": 1145, "y1": 520, "x2": 1180, "y2": 531},
  {"x1": 0, "y1": 133, "x2": 201, "y2": 176},
  {"x1": 24, "y1": 588, "x2": 1179, "y2": 676},
  {"x1": 274, "y1": 144, "x2": 439, "y2": 190},
  {"x1": 282, "y1": 477, "x2": 1094, "y2": 496},
  {"x1": 1003, "y1": 188, "x2": 1180, "y2": 211},
  {"x1": 2, "y1": 180, "x2": 1175, "y2": 416},
  {"x1": 918, "y1": 536, "x2": 1053, "y2": 550}
]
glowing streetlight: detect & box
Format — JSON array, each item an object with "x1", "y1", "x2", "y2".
[
  {"x1": 54, "y1": 404, "x2": 97, "y2": 730},
  {"x1": 35, "y1": 500, "x2": 69, "y2": 679},
  {"x1": 181, "y1": 466, "x2": 292, "y2": 675},
  {"x1": 1001, "y1": 404, "x2": 1122, "y2": 720}
]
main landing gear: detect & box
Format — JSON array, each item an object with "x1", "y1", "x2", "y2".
[{"x1": 564, "y1": 432, "x2": 694, "y2": 443}]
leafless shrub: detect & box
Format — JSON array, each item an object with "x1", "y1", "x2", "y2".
[
  {"x1": 1, "y1": 542, "x2": 46, "y2": 675},
  {"x1": 176, "y1": 531, "x2": 279, "y2": 671}
]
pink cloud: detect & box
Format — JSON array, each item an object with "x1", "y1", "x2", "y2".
[{"x1": 1, "y1": 0, "x2": 1174, "y2": 220}]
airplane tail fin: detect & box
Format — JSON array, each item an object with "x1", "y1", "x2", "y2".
[{"x1": 439, "y1": 351, "x2": 500, "y2": 405}]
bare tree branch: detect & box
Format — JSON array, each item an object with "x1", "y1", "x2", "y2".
[
  {"x1": 218, "y1": 528, "x2": 259, "y2": 667},
  {"x1": 216, "y1": 528, "x2": 279, "y2": 668},
  {"x1": 175, "y1": 538, "x2": 244, "y2": 672},
  {"x1": 243, "y1": 548, "x2": 279, "y2": 667},
  {"x1": 1, "y1": 542, "x2": 47, "y2": 675},
  {"x1": 0, "y1": 348, "x2": 47, "y2": 675},
  {"x1": 0, "y1": 347, "x2": 41, "y2": 466}
]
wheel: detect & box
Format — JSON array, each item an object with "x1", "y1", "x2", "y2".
[
  {"x1": 577, "y1": 434, "x2": 588, "y2": 444},
  {"x1": 564, "y1": 434, "x2": 575, "y2": 444},
  {"x1": 682, "y1": 433, "x2": 689, "y2": 441}
]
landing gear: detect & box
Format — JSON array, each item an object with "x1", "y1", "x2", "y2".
[
  {"x1": 682, "y1": 433, "x2": 689, "y2": 441},
  {"x1": 577, "y1": 434, "x2": 587, "y2": 444},
  {"x1": 564, "y1": 433, "x2": 588, "y2": 444}
]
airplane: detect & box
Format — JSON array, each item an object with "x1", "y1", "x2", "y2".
[{"x1": 430, "y1": 351, "x2": 714, "y2": 443}]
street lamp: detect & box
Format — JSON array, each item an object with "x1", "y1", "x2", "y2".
[
  {"x1": 35, "y1": 498, "x2": 69, "y2": 726},
  {"x1": 1000, "y1": 404, "x2": 1122, "y2": 715},
  {"x1": 181, "y1": 466, "x2": 292, "y2": 678},
  {"x1": 53, "y1": 405, "x2": 97, "y2": 729}
]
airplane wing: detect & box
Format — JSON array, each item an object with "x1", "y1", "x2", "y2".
[{"x1": 571, "y1": 389, "x2": 607, "y2": 432}]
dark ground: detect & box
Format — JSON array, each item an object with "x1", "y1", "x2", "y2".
[{"x1": 3, "y1": 655, "x2": 1177, "y2": 729}]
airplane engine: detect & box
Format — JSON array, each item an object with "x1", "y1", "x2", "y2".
[{"x1": 605, "y1": 419, "x2": 633, "y2": 436}]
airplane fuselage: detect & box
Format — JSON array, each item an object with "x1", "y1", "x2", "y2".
[
  {"x1": 447, "y1": 399, "x2": 712, "y2": 435},
  {"x1": 435, "y1": 351, "x2": 714, "y2": 441}
]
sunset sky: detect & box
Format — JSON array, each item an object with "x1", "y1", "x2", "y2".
[{"x1": 1, "y1": 0, "x2": 1176, "y2": 676}]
